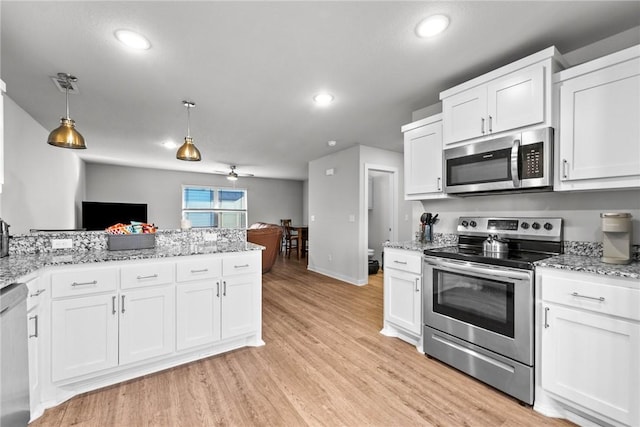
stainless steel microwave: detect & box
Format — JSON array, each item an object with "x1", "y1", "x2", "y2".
[{"x1": 444, "y1": 127, "x2": 553, "y2": 195}]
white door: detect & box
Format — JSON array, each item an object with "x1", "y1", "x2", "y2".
[
  {"x1": 488, "y1": 65, "x2": 544, "y2": 134},
  {"x1": 119, "y1": 287, "x2": 175, "y2": 365},
  {"x1": 404, "y1": 121, "x2": 443, "y2": 197},
  {"x1": 541, "y1": 304, "x2": 640, "y2": 426},
  {"x1": 385, "y1": 269, "x2": 422, "y2": 335},
  {"x1": 221, "y1": 275, "x2": 257, "y2": 339},
  {"x1": 176, "y1": 280, "x2": 222, "y2": 350},
  {"x1": 559, "y1": 57, "x2": 640, "y2": 182},
  {"x1": 442, "y1": 86, "x2": 486, "y2": 144},
  {"x1": 51, "y1": 294, "x2": 118, "y2": 382}
]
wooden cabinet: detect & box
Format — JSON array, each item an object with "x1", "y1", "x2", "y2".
[
  {"x1": 554, "y1": 45, "x2": 640, "y2": 191},
  {"x1": 538, "y1": 268, "x2": 640, "y2": 427},
  {"x1": 441, "y1": 46, "x2": 565, "y2": 146},
  {"x1": 401, "y1": 114, "x2": 447, "y2": 200},
  {"x1": 381, "y1": 248, "x2": 423, "y2": 348}
]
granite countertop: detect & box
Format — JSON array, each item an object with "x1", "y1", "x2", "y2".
[
  {"x1": 0, "y1": 242, "x2": 264, "y2": 290},
  {"x1": 384, "y1": 241, "x2": 454, "y2": 252},
  {"x1": 535, "y1": 254, "x2": 640, "y2": 281}
]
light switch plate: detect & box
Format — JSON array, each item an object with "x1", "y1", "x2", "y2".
[{"x1": 51, "y1": 238, "x2": 73, "y2": 249}]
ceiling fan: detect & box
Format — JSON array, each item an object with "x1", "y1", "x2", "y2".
[{"x1": 213, "y1": 165, "x2": 255, "y2": 181}]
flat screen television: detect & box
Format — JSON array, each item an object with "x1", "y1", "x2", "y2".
[{"x1": 82, "y1": 201, "x2": 148, "y2": 231}]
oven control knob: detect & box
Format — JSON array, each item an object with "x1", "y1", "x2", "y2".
[
  {"x1": 531, "y1": 222, "x2": 541, "y2": 230},
  {"x1": 461, "y1": 220, "x2": 469, "y2": 227},
  {"x1": 469, "y1": 220, "x2": 477, "y2": 228},
  {"x1": 521, "y1": 222, "x2": 529, "y2": 230},
  {"x1": 544, "y1": 222, "x2": 553, "y2": 231}
]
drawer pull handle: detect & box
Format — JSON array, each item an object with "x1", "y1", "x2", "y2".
[
  {"x1": 29, "y1": 315, "x2": 39, "y2": 338},
  {"x1": 30, "y1": 289, "x2": 46, "y2": 297},
  {"x1": 234, "y1": 264, "x2": 250, "y2": 269},
  {"x1": 190, "y1": 268, "x2": 209, "y2": 274},
  {"x1": 136, "y1": 274, "x2": 159, "y2": 280},
  {"x1": 393, "y1": 260, "x2": 407, "y2": 265},
  {"x1": 544, "y1": 307, "x2": 549, "y2": 328},
  {"x1": 71, "y1": 280, "x2": 98, "y2": 287},
  {"x1": 571, "y1": 292, "x2": 605, "y2": 302}
]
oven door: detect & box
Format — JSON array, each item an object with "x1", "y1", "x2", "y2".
[{"x1": 423, "y1": 256, "x2": 534, "y2": 365}]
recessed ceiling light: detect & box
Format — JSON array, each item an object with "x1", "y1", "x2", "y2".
[
  {"x1": 416, "y1": 14, "x2": 450, "y2": 38},
  {"x1": 313, "y1": 93, "x2": 334, "y2": 106},
  {"x1": 114, "y1": 29, "x2": 151, "y2": 50},
  {"x1": 327, "y1": 140, "x2": 337, "y2": 147},
  {"x1": 162, "y1": 141, "x2": 177, "y2": 150}
]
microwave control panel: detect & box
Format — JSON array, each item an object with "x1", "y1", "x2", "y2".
[{"x1": 520, "y1": 142, "x2": 543, "y2": 179}]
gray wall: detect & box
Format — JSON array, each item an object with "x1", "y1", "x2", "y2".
[
  {"x1": 1, "y1": 96, "x2": 85, "y2": 234},
  {"x1": 85, "y1": 163, "x2": 304, "y2": 230}
]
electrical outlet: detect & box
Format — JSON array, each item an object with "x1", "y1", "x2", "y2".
[
  {"x1": 328, "y1": 254, "x2": 332, "y2": 262},
  {"x1": 204, "y1": 233, "x2": 218, "y2": 242},
  {"x1": 51, "y1": 238, "x2": 73, "y2": 249}
]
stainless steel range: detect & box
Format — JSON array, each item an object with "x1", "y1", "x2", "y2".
[{"x1": 422, "y1": 216, "x2": 563, "y2": 405}]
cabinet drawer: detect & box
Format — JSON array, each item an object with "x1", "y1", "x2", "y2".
[
  {"x1": 384, "y1": 249, "x2": 422, "y2": 274},
  {"x1": 222, "y1": 253, "x2": 260, "y2": 276},
  {"x1": 121, "y1": 262, "x2": 175, "y2": 289},
  {"x1": 51, "y1": 267, "x2": 118, "y2": 299},
  {"x1": 176, "y1": 257, "x2": 222, "y2": 283},
  {"x1": 541, "y1": 272, "x2": 640, "y2": 321}
]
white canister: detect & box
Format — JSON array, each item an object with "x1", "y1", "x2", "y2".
[{"x1": 180, "y1": 218, "x2": 192, "y2": 230}]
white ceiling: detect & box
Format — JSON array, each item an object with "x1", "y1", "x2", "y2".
[{"x1": 2, "y1": 1, "x2": 639, "y2": 181}]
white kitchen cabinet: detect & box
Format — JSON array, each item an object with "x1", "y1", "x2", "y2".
[
  {"x1": 176, "y1": 279, "x2": 221, "y2": 350},
  {"x1": 51, "y1": 293, "x2": 119, "y2": 382},
  {"x1": 554, "y1": 45, "x2": 640, "y2": 191},
  {"x1": 441, "y1": 46, "x2": 565, "y2": 146},
  {"x1": 119, "y1": 286, "x2": 175, "y2": 365},
  {"x1": 401, "y1": 114, "x2": 447, "y2": 200},
  {"x1": 26, "y1": 276, "x2": 45, "y2": 416},
  {"x1": 381, "y1": 248, "x2": 423, "y2": 349},
  {"x1": 537, "y1": 268, "x2": 640, "y2": 427},
  {"x1": 221, "y1": 274, "x2": 259, "y2": 339}
]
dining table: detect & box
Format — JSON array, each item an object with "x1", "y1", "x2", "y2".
[{"x1": 289, "y1": 225, "x2": 308, "y2": 259}]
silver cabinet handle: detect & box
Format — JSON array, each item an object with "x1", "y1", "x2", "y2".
[
  {"x1": 216, "y1": 281, "x2": 220, "y2": 298},
  {"x1": 112, "y1": 296, "x2": 117, "y2": 315},
  {"x1": 136, "y1": 274, "x2": 158, "y2": 280},
  {"x1": 437, "y1": 177, "x2": 442, "y2": 191},
  {"x1": 29, "y1": 315, "x2": 39, "y2": 338},
  {"x1": 393, "y1": 260, "x2": 407, "y2": 265},
  {"x1": 415, "y1": 278, "x2": 420, "y2": 293},
  {"x1": 234, "y1": 264, "x2": 250, "y2": 269},
  {"x1": 71, "y1": 280, "x2": 97, "y2": 287},
  {"x1": 544, "y1": 307, "x2": 549, "y2": 329},
  {"x1": 190, "y1": 268, "x2": 208, "y2": 274},
  {"x1": 121, "y1": 295, "x2": 126, "y2": 313},
  {"x1": 223, "y1": 281, "x2": 227, "y2": 297},
  {"x1": 481, "y1": 117, "x2": 485, "y2": 134},
  {"x1": 562, "y1": 159, "x2": 569, "y2": 179},
  {"x1": 30, "y1": 288, "x2": 46, "y2": 297},
  {"x1": 571, "y1": 292, "x2": 605, "y2": 302},
  {"x1": 488, "y1": 115, "x2": 493, "y2": 133}
]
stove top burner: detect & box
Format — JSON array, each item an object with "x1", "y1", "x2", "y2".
[{"x1": 423, "y1": 245, "x2": 555, "y2": 270}]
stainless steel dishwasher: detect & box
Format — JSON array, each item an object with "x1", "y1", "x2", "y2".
[{"x1": 1, "y1": 282, "x2": 30, "y2": 427}]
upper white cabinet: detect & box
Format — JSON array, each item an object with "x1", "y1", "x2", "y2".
[
  {"x1": 1, "y1": 78, "x2": 5, "y2": 193},
  {"x1": 537, "y1": 268, "x2": 640, "y2": 427},
  {"x1": 440, "y1": 46, "x2": 566, "y2": 146},
  {"x1": 554, "y1": 45, "x2": 640, "y2": 191},
  {"x1": 401, "y1": 114, "x2": 447, "y2": 200}
]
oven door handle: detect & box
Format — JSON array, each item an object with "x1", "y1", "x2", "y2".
[
  {"x1": 511, "y1": 138, "x2": 521, "y2": 187},
  {"x1": 423, "y1": 257, "x2": 532, "y2": 282}
]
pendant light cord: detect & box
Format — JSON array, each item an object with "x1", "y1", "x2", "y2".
[
  {"x1": 186, "y1": 104, "x2": 191, "y2": 138},
  {"x1": 65, "y1": 76, "x2": 70, "y2": 119}
]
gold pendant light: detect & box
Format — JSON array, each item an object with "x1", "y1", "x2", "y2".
[
  {"x1": 47, "y1": 73, "x2": 86, "y2": 149},
  {"x1": 176, "y1": 100, "x2": 201, "y2": 161}
]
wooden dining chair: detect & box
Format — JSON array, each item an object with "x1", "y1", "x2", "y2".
[
  {"x1": 280, "y1": 219, "x2": 297, "y2": 255},
  {"x1": 283, "y1": 223, "x2": 299, "y2": 258}
]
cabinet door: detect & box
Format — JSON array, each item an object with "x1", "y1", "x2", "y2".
[
  {"x1": 404, "y1": 121, "x2": 443, "y2": 198},
  {"x1": 442, "y1": 86, "x2": 486, "y2": 145},
  {"x1": 385, "y1": 269, "x2": 422, "y2": 335},
  {"x1": 221, "y1": 275, "x2": 258, "y2": 339},
  {"x1": 119, "y1": 286, "x2": 175, "y2": 365},
  {"x1": 559, "y1": 57, "x2": 640, "y2": 183},
  {"x1": 541, "y1": 304, "x2": 640, "y2": 426},
  {"x1": 488, "y1": 65, "x2": 544, "y2": 134},
  {"x1": 176, "y1": 280, "x2": 221, "y2": 350},
  {"x1": 51, "y1": 294, "x2": 118, "y2": 382},
  {"x1": 27, "y1": 305, "x2": 41, "y2": 411}
]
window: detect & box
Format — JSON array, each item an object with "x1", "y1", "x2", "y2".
[{"x1": 182, "y1": 185, "x2": 247, "y2": 228}]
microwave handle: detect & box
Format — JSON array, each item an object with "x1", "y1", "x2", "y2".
[{"x1": 510, "y1": 139, "x2": 520, "y2": 187}]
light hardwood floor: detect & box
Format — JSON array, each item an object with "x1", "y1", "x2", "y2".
[{"x1": 30, "y1": 255, "x2": 573, "y2": 426}]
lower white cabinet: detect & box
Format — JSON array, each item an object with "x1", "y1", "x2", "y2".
[
  {"x1": 536, "y1": 267, "x2": 640, "y2": 427},
  {"x1": 381, "y1": 248, "x2": 423, "y2": 350},
  {"x1": 176, "y1": 280, "x2": 221, "y2": 350},
  {"x1": 221, "y1": 274, "x2": 259, "y2": 338}
]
